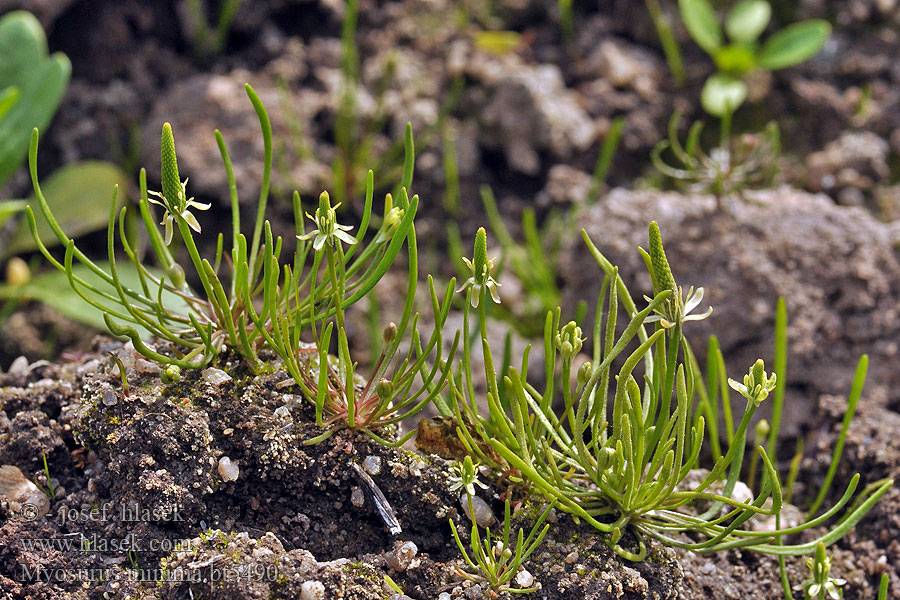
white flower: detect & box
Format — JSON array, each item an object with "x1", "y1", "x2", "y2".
[
  {"x1": 147, "y1": 178, "x2": 210, "y2": 245},
  {"x1": 297, "y1": 191, "x2": 357, "y2": 252}
]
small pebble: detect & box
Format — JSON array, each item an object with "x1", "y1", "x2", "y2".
[
  {"x1": 300, "y1": 580, "x2": 325, "y2": 600},
  {"x1": 273, "y1": 405, "x2": 291, "y2": 418},
  {"x1": 202, "y1": 368, "x2": 232, "y2": 385},
  {"x1": 384, "y1": 540, "x2": 418, "y2": 572},
  {"x1": 362, "y1": 455, "x2": 382, "y2": 476},
  {"x1": 217, "y1": 457, "x2": 239, "y2": 482},
  {"x1": 564, "y1": 550, "x2": 579, "y2": 564},
  {"x1": 731, "y1": 481, "x2": 753, "y2": 504},
  {"x1": 461, "y1": 494, "x2": 494, "y2": 528},
  {"x1": 438, "y1": 593, "x2": 452, "y2": 600},
  {"x1": 102, "y1": 390, "x2": 118, "y2": 406},
  {"x1": 515, "y1": 569, "x2": 535, "y2": 588},
  {"x1": 350, "y1": 486, "x2": 365, "y2": 507},
  {"x1": 8, "y1": 356, "x2": 28, "y2": 374}
]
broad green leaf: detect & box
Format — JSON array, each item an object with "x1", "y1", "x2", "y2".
[
  {"x1": 0, "y1": 262, "x2": 193, "y2": 335},
  {"x1": 757, "y1": 19, "x2": 830, "y2": 70},
  {"x1": 701, "y1": 74, "x2": 748, "y2": 116},
  {"x1": 0, "y1": 86, "x2": 18, "y2": 121},
  {"x1": 725, "y1": 0, "x2": 771, "y2": 43},
  {"x1": 712, "y1": 43, "x2": 757, "y2": 77},
  {"x1": 3, "y1": 161, "x2": 130, "y2": 257},
  {"x1": 678, "y1": 0, "x2": 722, "y2": 54},
  {"x1": 0, "y1": 11, "x2": 70, "y2": 187},
  {"x1": 0, "y1": 200, "x2": 26, "y2": 230},
  {"x1": 473, "y1": 31, "x2": 522, "y2": 55}
]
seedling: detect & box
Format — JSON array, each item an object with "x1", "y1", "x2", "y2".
[
  {"x1": 450, "y1": 497, "x2": 552, "y2": 597},
  {"x1": 678, "y1": 0, "x2": 830, "y2": 116}
]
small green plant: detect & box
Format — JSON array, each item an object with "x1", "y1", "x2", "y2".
[
  {"x1": 651, "y1": 110, "x2": 780, "y2": 205},
  {"x1": 801, "y1": 543, "x2": 846, "y2": 600},
  {"x1": 183, "y1": 0, "x2": 244, "y2": 61},
  {"x1": 32, "y1": 451, "x2": 55, "y2": 500},
  {"x1": 678, "y1": 0, "x2": 830, "y2": 116},
  {"x1": 449, "y1": 222, "x2": 892, "y2": 561},
  {"x1": 26, "y1": 85, "x2": 416, "y2": 383},
  {"x1": 449, "y1": 497, "x2": 552, "y2": 596},
  {"x1": 449, "y1": 455, "x2": 489, "y2": 497}
]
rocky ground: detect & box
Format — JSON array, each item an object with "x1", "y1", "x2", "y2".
[{"x1": 1, "y1": 0, "x2": 900, "y2": 598}]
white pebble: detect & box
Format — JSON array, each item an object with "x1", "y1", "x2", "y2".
[
  {"x1": 102, "y1": 390, "x2": 118, "y2": 406},
  {"x1": 350, "y1": 486, "x2": 365, "y2": 507},
  {"x1": 8, "y1": 356, "x2": 28, "y2": 374},
  {"x1": 731, "y1": 481, "x2": 753, "y2": 505},
  {"x1": 202, "y1": 368, "x2": 232, "y2": 385},
  {"x1": 300, "y1": 580, "x2": 325, "y2": 600},
  {"x1": 438, "y1": 594, "x2": 452, "y2": 600},
  {"x1": 461, "y1": 494, "x2": 494, "y2": 528},
  {"x1": 362, "y1": 455, "x2": 382, "y2": 476},
  {"x1": 515, "y1": 569, "x2": 535, "y2": 588},
  {"x1": 217, "y1": 457, "x2": 239, "y2": 482},
  {"x1": 384, "y1": 540, "x2": 418, "y2": 572}
]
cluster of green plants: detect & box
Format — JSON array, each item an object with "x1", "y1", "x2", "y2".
[{"x1": 24, "y1": 85, "x2": 892, "y2": 597}]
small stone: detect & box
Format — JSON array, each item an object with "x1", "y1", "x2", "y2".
[
  {"x1": 731, "y1": 481, "x2": 753, "y2": 505},
  {"x1": 8, "y1": 356, "x2": 28, "y2": 374},
  {"x1": 515, "y1": 569, "x2": 535, "y2": 588},
  {"x1": 202, "y1": 368, "x2": 232, "y2": 385},
  {"x1": 300, "y1": 580, "x2": 325, "y2": 600},
  {"x1": 438, "y1": 593, "x2": 452, "y2": 600},
  {"x1": 350, "y1": 486, "x2": 365, "y2": 507},
  {"x1": 384, "y1": 540, "x2": 418, "y2": 572},
  {"x1": 564, "y1": 550, "x2": 579, "y2": 564},
  {"x1": 0, "y1": 465, "x2": 50, "y2": 518},
  {"x1": 102, "y1": 390, "x2": 118, "y2": 406},
  {"x1": 461, "y1": 494, "x2": 494, "y2": 528},
  {"x1": 362, "y1": 455, "x2": 382, "y2": 476},
  {"x1": 217, "y1": 457, "x2": 239, "y2": 482},
  {"x1": 273, "y1": 405, "x2": 291, "y2": 419}
]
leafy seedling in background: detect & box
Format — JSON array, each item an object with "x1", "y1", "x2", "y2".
[
  {"x1": 0, "y1": 11, "x2": 129, "y2": 325},
  {"x1": 678, "y1": 0, "x2": 830, "y2": 116}
]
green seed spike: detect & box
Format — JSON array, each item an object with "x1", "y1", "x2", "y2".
[
  {"x1": 751, "y1": 358, "x2": 765, "y2": 388},
  {"x1": 648, "y1": 221, "x2": 676, "y2": 295},
  {"x1": 318, "y1": 190, "x2": 331, "y2": 214},
  {"x1": 473, "y1": 227, "x2": 487, "y2": 283},
  {"x1": 160, "y1": 123, "x2": 182, "y2": 208}
]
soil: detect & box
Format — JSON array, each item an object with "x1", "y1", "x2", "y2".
[{"x1": 1, "y1": 0, "x2": 900, "y2": 599}]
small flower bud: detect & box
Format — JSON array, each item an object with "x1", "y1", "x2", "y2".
[
  {"x1": 5, "y1": 257, "x2": 30, "y2": 286},
  {"x1": 597, "y1": 446, "x2": 616, "y2": 471},
  {"x1": 381, "y1": 206, "x2": 404, "y2": 239},
  {"x1": 754, "y1": 418, "x2": 770, "y2": 442},
  {"x1": 383, "y1": 322, "x2": 398, "y2": 344},
  {"x1": 376, "y1": 378, "x2": 393, "y2": 400},
  {"x1": 160, "y1": 364, "x2": 181, "y2": 384},
  {"x1": 166, "y1": 263, "x2": 186, "y2": 288},
  {"x1": 577, "y1": 361, "x2": 592, "y2": 387},
  {"x1": 555, "y1": 321, "x2": 584, "y2": 359}
]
